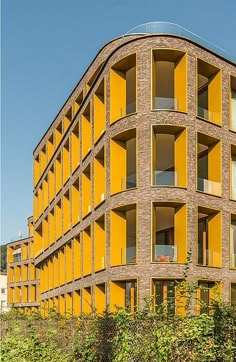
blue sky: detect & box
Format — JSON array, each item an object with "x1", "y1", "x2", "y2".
[{"x1": 1, "y1": 0, "x2": 236, "y2": 245}]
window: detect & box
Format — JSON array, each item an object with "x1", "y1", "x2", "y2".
[
  {"x1": 152, "y1": 125, "x2": 187, "y2": 187},
  {"x1": 198, "y1": 281, "x2": 219, "y2": 314},
  {"x1": 110, "y1": 54, "x2": 136, "y2": 123},
  {"x1": 153, "y1": 279, "x2": 184, "y2": 315},
  {"x1": 110, "y1": 204, "x2": 136, "y2": 266},
  {"x1": 110, "y1": 129, "x2": 136, "y2": 194},
  {"x1": 110, "y1": 280, "x2": 137, "y2": 312},
  {"x1": 152, "y1": 49, "x2": 187, "y2": 112},
  {"x1": 197, "y1": 59, "x2": 222, "y2": 125},
  {"x1": 197, "y1": 207, "x2": 221, "y2": 267},
  {"x1": 197, "y1": 133, "x2": 221, "y2": 196},
  {"x1": 1, "y1": 288, "x2": 6, "y2": 294},
  {"x1": 152, "y1": 203, "x2": 187, "y2": 263}
]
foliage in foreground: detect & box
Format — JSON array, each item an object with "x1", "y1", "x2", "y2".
[{"x1": 1, "y1": 302, "x2": 236, "y2": 362}]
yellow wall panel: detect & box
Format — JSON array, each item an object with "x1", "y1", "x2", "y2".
[
  {"x1": 53, "y1": 253, "x2": 59, "y2": 288},
  {"x1": 175, "y1": 129, "x2": 187, "y2": 187},
  {"x1": 55, "y1": 155, "x2": 62, "y2": 194},
  {"x1": 73, "y1": 236, "x2": 81, "y2": 280},
  {"x1": 110, "y1": 69, "x2": 126, "y2": 123},
  {"x1": 110, "y1": 281, "x2": 125, "y2": 312},
  {"x1": 174, "y1": 54, "x2": 187, "y2": 112},
  {"x1": 110, "y1": 139, "x2": 126, "y2": 194},
  {"x1": 71, "y1": 124, "x2": 80, "y2": 172},
  {"x1": 72, "y1": 180, "x2": 80, "y2": 226},
  {"x1": 110, "y1": 210, "x2": 126, "y2": 266},
  {"x1": 94, "y1": 83, "x2": 105, "y2": 143},
  {"x1": 82, "y1": 168, "x2": 91, "y2": 218},
  {"x1": 49, "y1": 210, "x2": 55, "y2": 246},
  {"x1": 63, "y1": 143, "x2": 70, "y2": 184},
  {"x1": 63, "y1": 193, "x2": 71, "y2": 234},
  {"x1": 208, "y1": 70, "x2": 222, "y2": 125},
  {"x1": 66, "y1": 243, "x2": 73, "y2": 283},
  {"x1": 94, "y1": 284, "x2": 106, "y2": 314},
  {"x1": 55, "y1": 202, "x2": 62, "y2": 241},
  {"x1": 208, "y1": 212, "x2": 222, "y2": 267},
  {"x1": 73, "y1": 290, "x2": 81, "y2": 316},
  {"x1": 94, "y1": 153, "x2": 105, "y2": 207},
  {"x1": 48, "y1": 166, "x2": 55, "y2": 203},
  {"x1": 82, "y1": 288, "x2": 92, "y2": 314},
  {"x1": 82, "y1": 228, "x2": 92, "y2": 276},
  {"x1": 174, "y1": 204, "x2": 187, "y2": 263},
  {"x1": 208, "y1": 141, "x2": 221, "y2": 184},
  {"x1": 82, "y1": 112, "x2": 91, "y2": 160},
  {"x1": 94, "y1": 218, "x2": 106, "y2": 272},
  {"x1": 43, "y1": 218, "x2": 49, "y2": 250},
  {"x1": 66, "y1": 293, "x2": 73, "y2": 316},
  {"x1": 59, "y1": 248, "x2": 65, "y2": 285}
]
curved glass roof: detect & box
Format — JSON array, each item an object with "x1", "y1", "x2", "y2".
[{"x1": 125, "y1": 22, "x2": 236, "y2": 63}]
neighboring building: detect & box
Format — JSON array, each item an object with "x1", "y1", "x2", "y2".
[
  {"x1": 0, "y1": 272, "x2": 8, "y2": 312},
  {"x1": 9, "y1": 22, "x2": 236, "y2": 316},
  {"x1": 7, "y1": 217, "x2": 40, "y2": 313}
]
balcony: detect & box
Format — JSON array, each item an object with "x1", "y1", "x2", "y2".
[
  {"x1": 152, "y1": 49, "x2": 187, "y2": 113},
  {"x1": 197, "y1": 133, "x2": 221, "y2": 197},
  {"x1": 154, "y1": 170, "x2": 178, "y2": 186},
  {"x1": 153, "y1": 97, "x2": 178, "y2": 110},
  {"x1": 110, "y1": 204, "x2": 136, "y2": 267},
  {"x1": 197, "y1": 178, "x2": 221, "y2": 196},
  {"x1": 197, "y1": 59, "x2": 222, "y2": 126},
  {"x1": 110, "y1": 129, "x2": 137, "y2": 194},
  {"x1": 153, "y1": 203, "x2": 187, "y2": 263},
  {"x1": 110, "y1": 54, "x2": 136, "y2": 124},
  {"x1": 154, "y1": 245, "x2": 178, "y2": 262}
]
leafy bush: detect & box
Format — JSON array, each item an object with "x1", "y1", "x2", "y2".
[{"x1": 1, "y1": 302, "x2": 235, "y2": 361}]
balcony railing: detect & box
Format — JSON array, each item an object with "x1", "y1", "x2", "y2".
[
  {"x1": 153, "y1": 97, "x2": 178, "y2": 110},
  {"x1": 155, "y1": 245, "x2": 178, "y2": 262},
  {"x1": 121, "y1": 174, "x2": 136, "y2": 190},
  {"x1": 231, "y1": 187, "x2": 236, "y2": 200},
  {"x1": 198, "y1": 249, "x2": 221, "y2": 266},
  {"x1": 230, "y1": 253, "x2": 236, "y2": 268},
  {"x1": 120, "y1": 246, "x2": 136, "y2": 264},
  {"x1": 197, "y1": 106, "x2": 220, "y2": 123},
  {"x1": 119, "y1": 101, "x2": 136, "y2": 118},
  {"x1": 198, "y1": 178, "x2": 221, "y2": 196},
  {"x1": 154, "y1": 170, "x2": 178, "y2": 186}
]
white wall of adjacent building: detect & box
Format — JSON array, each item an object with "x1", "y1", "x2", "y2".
[{"x1": 0, "y1": 273, "x2": 9, "y2": 312}]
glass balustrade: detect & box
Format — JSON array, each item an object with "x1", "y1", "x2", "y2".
[
  {"x1": 119, "y1": 101, "x2": 136, "y2": 118},
  {"x1": 230, "y1": 253, "x2": 236, "y2": 268},
  {"x1": 198, "y1": 178, "x2": 221, "y2": 196},
  {"x1": 125, "y1": 22, "x2": 236, "y2": 63},
  {"x1": 231, "y1": 187, "x2": 236, "y2": 200},
  {"x1": 155, "y1": 245, "x2": 178, "y2": 262},
  {"x1": 120, "y1": 246, "x2": 136, "y2": 264},
  {"x1": 154, "y1": 170, "x2": 178, "y2": 186},
  {"x1": 198, "y1": 106, "x2": 220, "y2": 122},
  {"x1": 153, "y1": 97, "x2": 178, "y2": 110},
  {"x1": 198, "y1": 249, "x2": 221, "y2": 267},
  {"x1": 121, "y1": 174, "x2": 136, "y2": 190}
]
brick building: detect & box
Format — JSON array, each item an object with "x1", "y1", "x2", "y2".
[{"x1": 8, "y1": 22, "x2": 236, "y2": 315}]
